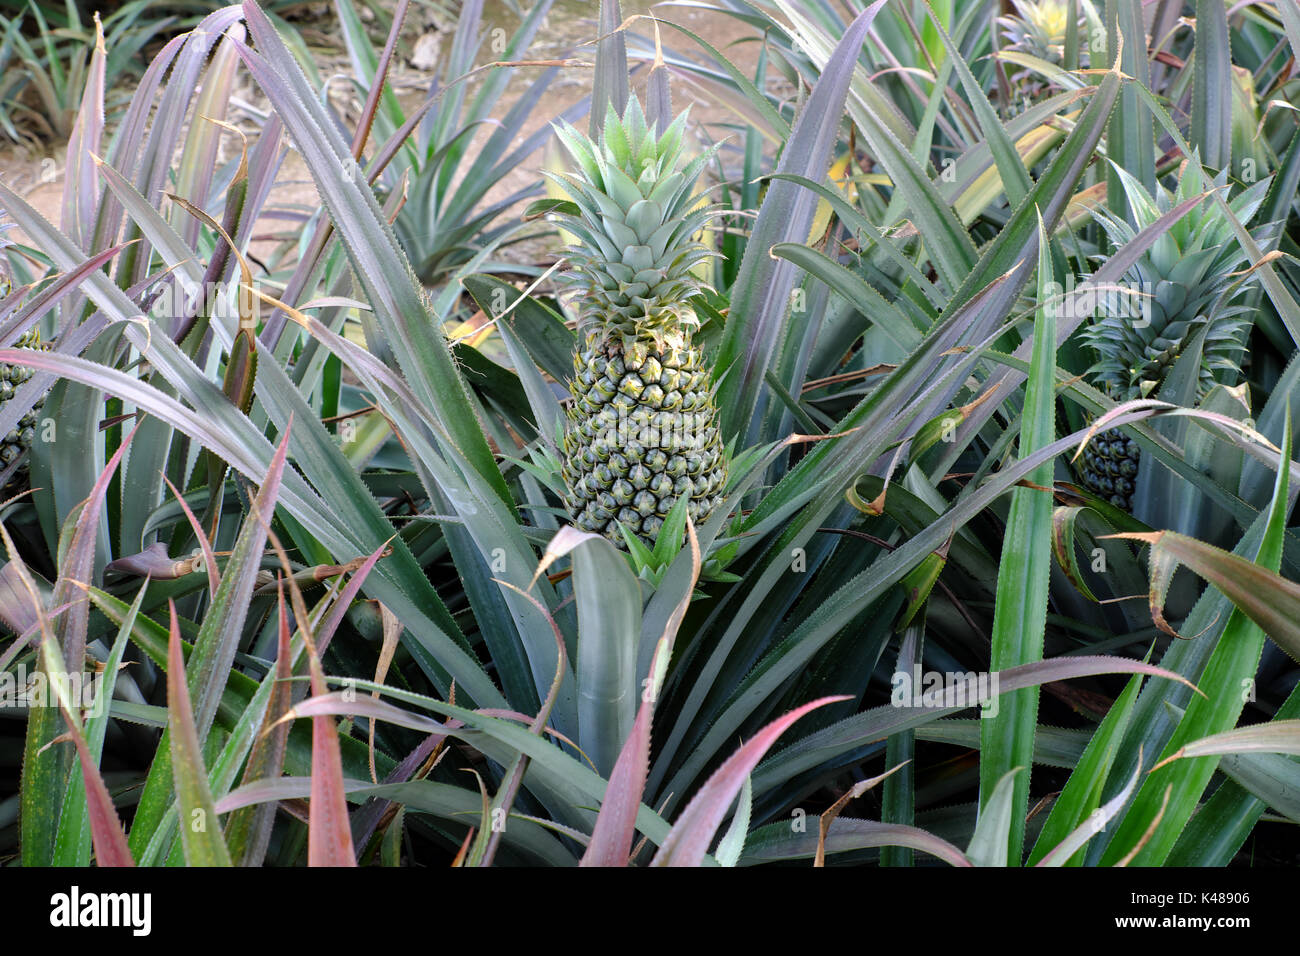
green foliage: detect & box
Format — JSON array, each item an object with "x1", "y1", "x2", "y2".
[{"x1": 1, "y1": 0, "x2": 1299, "y2": 868}]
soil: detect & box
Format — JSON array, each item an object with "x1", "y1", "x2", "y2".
[{"x1": 1, "y1": 0, "x2": 773, "y2": 273}]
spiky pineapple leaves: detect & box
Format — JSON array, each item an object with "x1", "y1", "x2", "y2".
[
  {"x1": 1150, "y1": 721, "x2": 1300, "y2": 767},
  {"x1": 1190, "y1": 0, "x2": 1233, "y2": 172},
  {"x1": 650, "y1": 696, "x2": 846, "y2": 867},
  {"x1": 613, "y1": 494, "x2": 737, "y2": 588},
  {"x1": 15, "y1": 418, "x2": 138, "y2": 866},
  {"x1": 569, "y1": 530, "x2": 642, "y2": 779},
  {"x1": 589, "y1": 0, "x2": 628, "y2": 139},
  {"x1": 52, "y1": 581, "x2": 141, "y2": 866},
  {"x1": 1027, "y1": 665, "x2": 1147, "y2": 866},
  {"x1": 581, "y1": 520, "x2": 699, "y2": 866},
  {"x1": 714, "y1": 0, "x2": 890, "y2": 447},
  {"x1": 978, "y1": 212, "x2": 1057, "y2": 865},
  {"x1": 165, "y1": 600, "x2": 233, "y2": 867},
  {"x1": 1101, "y1": 413, "x2": 1294, "y2": 865},
  {"x1": 1104, "y1": 525, "x2": 1300, "y2": 665}
]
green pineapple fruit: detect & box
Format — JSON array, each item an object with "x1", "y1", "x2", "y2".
[
  {"x1": 548, "y1": 98, "x2": 727, "y2": 545},
  {"x1": 0, "y1": 232, "x2": 48, "y2": 487},
  {"x1": 1078, "y1": 160, "x2": 1267, "y2": 510}
]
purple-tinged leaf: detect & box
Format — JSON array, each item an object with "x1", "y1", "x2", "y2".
[
  {"x1": 351, "y1": 732, "x2": 451, "y2": 856},
  {"x1": 224, "y1": 578, "x2": 296, "y2": 866},
  {"x1": 64, "y1": 724, "x2": 135, "y2": 867},
  {"x1": 187, "y1": 427, "x2": 291, "y2": 742},
  {"x1": 166, "y1": 600, "x2": 232, "y2": 866},
  {"x1": 313, "y1": 538, "x2": 393, "y2": 656},
  {"x1": 164, "y1": 473, "x2": 220, "y2": 599},
  {"x1": 62, "y1": 14, "x2": 105, "y2": 252},
  {"x1": 1150, "y1": 721, "x2": 1300, "y2": 769},
  {"x1": 7, "y1": 515, "x2": 133, "y2": 868},
  {"x1": 306, "y1": 660, "x2": 358, "y2": 866},
  {"x1": 0, "y1": 560, "x2": 48, "y2": 638},
  {"x1": 259, "y1": 511, "x2": 361, "y2": 868},
  {"x1": 579, "y1": 689, "x2": 653, "y2": 867},
  {"x1": 105, "y1": 541, "x2": 200, "y2": 580},
  {"x1": 41, "y1": 631, "x2": 136, "y2": 867},
  {"x1": 216, "y1": 777, "x2": 372, "y2": 815},
  {"x1": 1105, "y1": 529, "x2": 1300, "y2": 662},
  {"x1": 52, "y1": 418, "x2": 141, "y2": 674},
  {"x1": 581, "y1": 520, "x2": 702, "y2": 866},
  {"x1": 743, "y1": 818, "x2": 972, "y2": 867},
  {"x1": 652, "y1": 696, "x2": 847, "y2": 867},
  {"x1": 54, "y1": 581, "x2": 146, "y2": 866},
  {"x1": 0, "y1": 242, "x2": 133, "y2": 345},
  {"x1": 287, "y1": 692, "x2": 450, "y2": 736}
]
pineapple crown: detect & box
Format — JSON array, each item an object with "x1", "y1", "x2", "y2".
[
  {"x1": 546, "y1": 96, "x2": 718, "y2": 354},
  {"x1": 1080, "y1": 157, "x2": 1271, "y2": 399},
  {"x1": 998, "y1": 0, "x2": 1080, "y2": 62}
]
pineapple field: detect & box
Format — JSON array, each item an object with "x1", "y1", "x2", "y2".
[{"x1": 1, "y1": 0, "x2": 1300, "y2": 878}]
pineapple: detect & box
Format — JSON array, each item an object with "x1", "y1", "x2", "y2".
[
  {"x1": 1077, "y1": 160, "x2": 1267, "y2": 510},
  {"x1": 0, "y1": 246, "x2": 47, "y2": 488},
  {"x1": 548, "y1": 98, "x2": 726, "y2": 545}
]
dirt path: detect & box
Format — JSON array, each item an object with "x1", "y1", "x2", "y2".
[{"x1": 2, "y1": 1, "x2": 771, "y2": 272}]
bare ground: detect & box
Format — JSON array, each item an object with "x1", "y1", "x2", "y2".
[{"x1": 1, "y1": 1, "x2": 771, "y2": 275}]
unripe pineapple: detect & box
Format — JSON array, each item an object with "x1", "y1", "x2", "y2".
[
  {"x1": 0, "y1": 236, "x2": 48, "y2": 488},
  {"x1": 1078, "y1": 160, "x2": 1266, "y2": 510},
  {"x1": 548, "y1": 98, "x2": 727, "y2": 545}
]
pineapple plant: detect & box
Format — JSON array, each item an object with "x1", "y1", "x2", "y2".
[
  {"x1": 545, "y1": 97, "x2": 727, "y2": 546},
  {"x1": 1077, "y1": 160, "x2": 1268, "y2": 510},
  {"x1": 998, "y1": 0, "x2": 1075, "y2": 64},
  {"x1": 997, "y1": 0, "x2": 1093, "y2": 115}
]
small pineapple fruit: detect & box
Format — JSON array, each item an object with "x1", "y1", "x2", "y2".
[
  {"x1": 1078, "y1": 160, "x2": 1267, "y2": 510},
  {"x1": 0, "y1": 241, "x2": 48, "y2": 487},
  {"x1": 548, "y1": 98, "x2": 726, "y2": 545}
]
